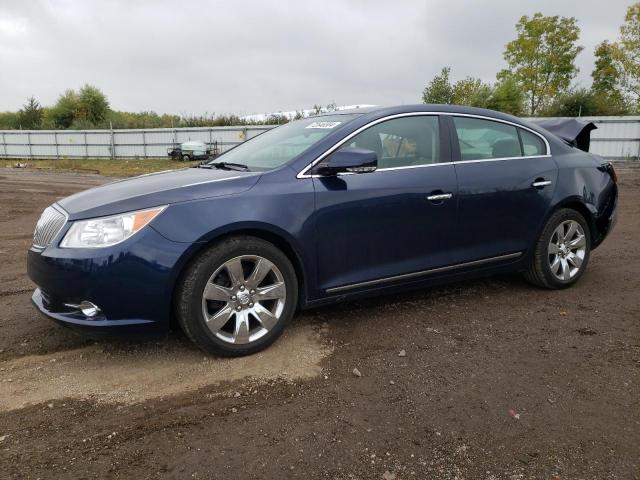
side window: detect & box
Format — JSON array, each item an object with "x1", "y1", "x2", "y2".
[
  {"x1": 453, "y1": 117, "x2": 522, "y2": 161},
  {"x1": 342, "y1": 116, "x2": 440, "y2": 168},
  {"x1": 520, "y1": 129, "x2": 546, "y2": 156}
]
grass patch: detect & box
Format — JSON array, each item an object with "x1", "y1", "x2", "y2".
[{"x1": 0, "y1": 158, "x2": 202, "y2": 177}]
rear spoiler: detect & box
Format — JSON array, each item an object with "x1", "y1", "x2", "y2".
[{"x1": 532, "y1": 118, "x2": 597, "y2": 152}]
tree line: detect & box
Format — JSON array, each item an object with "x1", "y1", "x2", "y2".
[
  {"x1": 0, "y1": 83, "x2": 295, "y2": 130},
  {"x1": 423, "y1": 4, "x2": 640, "y2": 116}
]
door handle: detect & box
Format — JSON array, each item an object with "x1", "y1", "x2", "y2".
[
  {"x1": 532, "y1": 180, "x2": 552, "y2": 188},
  {"x1": 426, "y1": 193, "x2": 453, "y2": 201}
]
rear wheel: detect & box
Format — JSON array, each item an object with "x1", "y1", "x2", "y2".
[
  {"x1": 175, "y1": 236, "x2": 298, "y2": 356},
  {"x1": 524, "y1": 208, "x2": 591, "y2": 289},
  {"x1": 182, "y1": 154, "x2": 191, "y2": 162}
]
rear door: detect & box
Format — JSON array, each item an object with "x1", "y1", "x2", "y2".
[
  {"x1": 448, "y1": 115, "x2": 557, "y2": 262},
  {"x1": 310, "y1": 114, "x2": 459, "y2": 294}
]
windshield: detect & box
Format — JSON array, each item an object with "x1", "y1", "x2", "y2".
[{"x1": 208, "y1": 115, "x2": 359, "y2": 171}]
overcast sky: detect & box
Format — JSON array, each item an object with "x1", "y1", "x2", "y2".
[{"x1": 0, "y1": 0, "x2": 633, "y2": 116}]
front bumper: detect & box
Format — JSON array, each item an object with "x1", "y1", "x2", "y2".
[
  {"x1": 31, "y1": 288, "x2": 158, "y2": 337},
  {"x1": 27, "y1": 226, "x2": 196, "y2": 337}
]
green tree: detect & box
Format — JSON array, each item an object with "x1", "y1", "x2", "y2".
[
  {"x1": 499, "y1": 13, "x2": 583, "y2": 115},
  {"x1": 544, "y1": 88, "x2": 599, "y2": 116},
  {"x1": 487, "y1": 77, "x2": 525, "y2": 115},
  {"x1": 590, "y1": 41, "x2": 628, "y2": 114},
  {"x1": 75, "y1": 84, "x2": 110, "y2": 127},
  {"x1": 17, "y1": 96, "x2": 43, "y2": 129},
  {"x1": 421, "y1": 68, "x2": 527, "y2": 114},
  {"x1": 591, "y1": 90, "x2": 629, "y2": 115},
  {"x1": 451, "y1": 77, "x2": 493, "y2": 107},
  {"x1": 108, "y1": 110, "x2": 183, "y2": 129},
  {"x1": 544, "y1": 88, "x2": 628, "y2": 117},
  {"x1": 264, "y1": 114, "x2": 290, "y2": 125},
  {"x1": 48, "y1": 90, "x2": 78, "y2": 128},
  {"x1": 592, "y1": 41, "x2": 623, "y2": 94},
  {"x1": 422, "y1": 67, "x2": 454, "y2": 104},
  {"x1": 0, "y1": 111, "x2": 20, "y2": 129},
  {"x1": 618, "y1": 2, "x2": 640, "y2": 108}
]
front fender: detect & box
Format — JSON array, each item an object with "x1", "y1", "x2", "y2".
[{"x1": 150, "y1": 172, "x2": 320, "y2": 302}]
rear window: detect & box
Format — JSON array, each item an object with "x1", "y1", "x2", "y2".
[
  {"x1": 453, "y1": 117, "x2": 548, "y2": 160},
  {"x1": 453, "y1": 117, "x2": 521, "y2": 160},
  {"x1": 520, "y1": 129, "x2": 546, "y2": 156}
]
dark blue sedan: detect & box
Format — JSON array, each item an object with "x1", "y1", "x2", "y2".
[{"x1": 27, "y1": 105, "x2": 618, "y2": 356}]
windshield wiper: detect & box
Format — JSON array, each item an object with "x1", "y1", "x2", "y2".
[{"x1": 209, "y1": 161, "x2": 251, "y2": 171}]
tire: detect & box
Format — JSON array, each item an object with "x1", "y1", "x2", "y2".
[
  {"x1": 182, "y1": 154, "x2": 191, "y2": 162},
  {"x1": 175, "y1": 236, "x2": 298, "y2": 356},
  {"x1": 524, "y1": 208, "x2": 591, "y2": 289}
]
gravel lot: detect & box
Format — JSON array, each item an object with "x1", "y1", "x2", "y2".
[{"x1": 0, "y1": 167, "x2": 638, "y2": 479}]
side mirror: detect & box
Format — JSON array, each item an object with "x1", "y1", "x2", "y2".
[{"x1": 316, "y1": 147, "x2": 378, "y2": 176}]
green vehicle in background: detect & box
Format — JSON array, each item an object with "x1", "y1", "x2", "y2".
[{"x1": 167, "y1": 141, "x2": 213, "y2": 161}]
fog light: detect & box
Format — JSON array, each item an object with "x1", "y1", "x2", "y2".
[{"x1": 64, "y1": 300, "x2": 102, "y2": 318}]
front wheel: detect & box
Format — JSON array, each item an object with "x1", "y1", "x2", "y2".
[
  {"x1": 524, "y1": 208, "x2": 591, "y2": 289},
  {"x1": 182, "y1": 154, "x2": 191, "y2": 162},
  {"x1": 175, "y1": 236, "x2": 298, "y2": 356}
]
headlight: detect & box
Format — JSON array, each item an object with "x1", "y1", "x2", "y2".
[{"x1": 60, "y1": 206, "x2": 166, "y2": 248}]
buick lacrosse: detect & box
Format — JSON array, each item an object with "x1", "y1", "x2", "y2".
[{"x1": 28, "y1": 105, "x2": 618, "y2": 356}]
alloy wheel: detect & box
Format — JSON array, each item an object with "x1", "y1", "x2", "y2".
[
  {"x1": 548, "y1": 220, "x2": 587, "y2": 281},
  {"x1": 201, "y1": 255, "x2": 287, "y2": 344}
]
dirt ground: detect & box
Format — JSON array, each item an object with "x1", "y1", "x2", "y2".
[{"x1": 0, "y1": 167, "x2": 638, "y2": 480}]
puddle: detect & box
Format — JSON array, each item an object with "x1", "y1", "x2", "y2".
[{"x1": 0, "y1": 324, "x2": 331, "y2": 411}]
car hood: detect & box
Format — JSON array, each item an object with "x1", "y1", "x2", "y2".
[{"x1": 58, "y1": 168, "x2": 261, "y2": 220}]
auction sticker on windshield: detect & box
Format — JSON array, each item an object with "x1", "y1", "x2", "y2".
[{"x1": 306, "y1": 121, "x2": 342, "y2": 129}]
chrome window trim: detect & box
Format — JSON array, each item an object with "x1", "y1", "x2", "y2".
[
  {"x1": 374, "y1": 161, "x2": 454, "y2": 172},
  {"x1": 296, "y1": 111, "x2": 551, "y2": 179},
  {"x1": 454, "y1": 154, "x2": 551, "y2": 165},
  {"x1": 325, "y1": 251, "x2": 523, "y2": 293},
  {"x1": 302, "y1": 161, "x2": 456, "y2": 178}
]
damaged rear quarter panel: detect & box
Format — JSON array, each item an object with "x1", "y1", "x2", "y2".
[{"x1": 551, "y1": 151, "x2": 616, "y2": 245}]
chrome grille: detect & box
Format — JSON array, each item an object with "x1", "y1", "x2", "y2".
[{"x1": 33, "y1": 205, "x2": 67, "y2": 248}]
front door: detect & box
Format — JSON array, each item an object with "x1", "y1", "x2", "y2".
[{"x1": 310, "y1": 114, "x2": 458, "y2": 294}]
